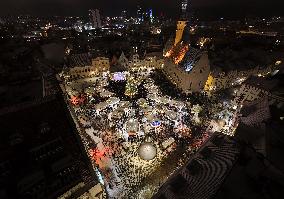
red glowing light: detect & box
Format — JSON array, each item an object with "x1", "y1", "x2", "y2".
[
  {"x1": 89, "y1": 147, "x2": 112, "y2": 162},
  {"x1": 70, "y1": 94, "x2": 87, "y2": 106},
  {"x1": 173, "y1": 45, "x2": 189, "y2": 64}
]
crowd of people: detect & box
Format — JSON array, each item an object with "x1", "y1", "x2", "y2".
[{"x1": 62, "y1": 68, "x2": 240, "y2": 198}]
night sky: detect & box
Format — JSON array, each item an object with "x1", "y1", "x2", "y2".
[{"x1": 0, "y1": 0, "x2": 283, "y2": 18}]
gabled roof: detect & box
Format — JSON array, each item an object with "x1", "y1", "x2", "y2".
[
  {"x1": 180, "y1": 47, "x2": 202, "y2": 72},
  {"x1": 118, "y1": 51, "x2": 128, "y2": 64}
]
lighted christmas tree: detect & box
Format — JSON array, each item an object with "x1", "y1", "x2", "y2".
[{"x1": 125, "y1": 76, "x2": 138, "y2": 97}]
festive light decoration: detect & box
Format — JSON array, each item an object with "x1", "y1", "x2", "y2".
[
  {"x1": 57, "y1": 6, "x2": 278, "y2": 196},
  {"x1": 204, "y1": 74, "x2": 214, "y2": 91},
  {"x1": 112, "y1": 72, "x2": 126, "y2": 81},
  {"x1": 61, "y1": 60, "x2": 246, "y2": 198},
  {"x1": 70, "y1": 96, "x2": 80, "y2": 105},
  {"x1": 165, "y1": 47, "x2": 174, "y2": 58},
  {"x1": 151, "y1": 120, "x2": 161, "y2": 127},
  {"x1": 89, "y1": 147, "x2": 111, "y2": 159},
  {"x1": 70, "y1": 94, "x2": 87, "y2": 106},
  {"x1": 164, "y1": 43, "x2": 190, "y2": 65},
  {"x1": 125, "y1": 76, "x2": 139, "y2": 97},
  {"x1": 138, "y1": 142, "x2": 157, "y2": 160},
  {"x1": 128, "y1": 131, "x2": 137, "y2": 136},
  {"x1": 173, "y1": 45, "x2": 189, "y2": 64},
  {"x1": 178, "y1": 125, "x2": 191, "y2": 137},
  {"x1": 198, "y1": 37, "x2": 211, "y2": 47}
]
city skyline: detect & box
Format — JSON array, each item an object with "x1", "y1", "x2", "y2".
[
  {"x1": 0, "y1": 0, "x2": 284, "y2": 18},
  {"x1": 0, "y1": 0, "x2": 284, "y2": 198}
]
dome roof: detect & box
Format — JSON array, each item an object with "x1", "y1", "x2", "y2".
[{"x1": 138, "y1": 142, "x2": 157, "y2": 161}]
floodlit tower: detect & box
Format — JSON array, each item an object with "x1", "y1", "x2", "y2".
[
  {"x1": 174, "y1": 21, "x2": 187, "y2": 45},
  {"x1": 181, "y1": 0, "x2": 189, "y2": 20},
  {"x1": 174, "y1": 0, "x2": 190, "y2": 45}
]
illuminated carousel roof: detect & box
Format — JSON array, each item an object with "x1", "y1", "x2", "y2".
[{"x1": 138, "y1": 142, "x2": 157, "y2": 161}]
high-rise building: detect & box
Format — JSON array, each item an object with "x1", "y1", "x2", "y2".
[
  {"x1": 137, "y1": 6, "x2": 143, "y2": 23},
  {"x1": 149, "y1": 9, "x2": 153, "y2": 23},
  {"x1": 121, "y1": 10, "x2": 127, "y2": 19},
  {"x1": 89, "y1": 9, "x2": 102, "y2": 29}
]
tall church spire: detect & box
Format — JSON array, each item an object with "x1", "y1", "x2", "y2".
[
  {"x1": 174, "y1": 0, "x2": 190, "y2": 45},
  {"x1": 181, "y1": 0, "x2": 189, "y2": 20},
  {"x1": 174, "y1": 21, "x2": 187, "y2": 45}
]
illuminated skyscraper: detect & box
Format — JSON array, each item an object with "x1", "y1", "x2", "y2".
[
  {"x1": 89, "y1": 9, "x2": 102, "y2": 29},
  {"x1": 121, "y1": 10, "x2": 127, "y2": 19},
  {"x1": 137, "y1": 6, "x2": 143, "y2": 23},
  {"x1": 149, "y1": 9, "x2": 153, "y2": 23}
]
